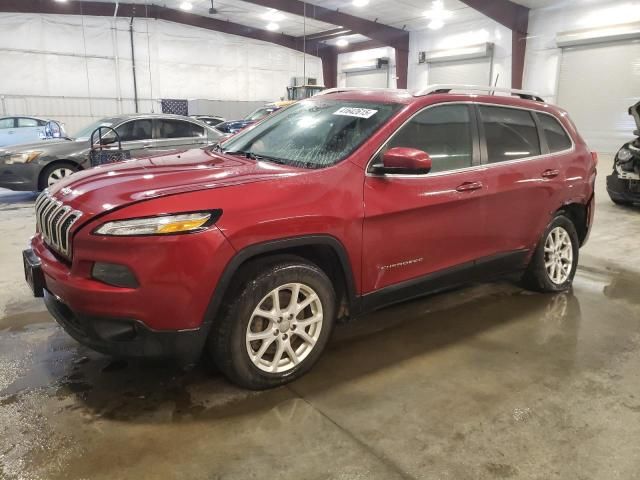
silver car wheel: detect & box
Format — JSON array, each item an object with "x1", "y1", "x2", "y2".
[
  {"x1": 47, "y1": 167, "x2": 75, "y2": 187},
  {"x1": 246, "y1": 282, "x2": 323, "y2": 374},
  {"x1": 544, "y1": 226, "x2": 573, "y2": 285}
]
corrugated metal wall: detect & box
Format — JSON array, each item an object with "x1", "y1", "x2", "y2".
[{"x1": 0, "y1": 13, "x2": 322, "y2": 134}]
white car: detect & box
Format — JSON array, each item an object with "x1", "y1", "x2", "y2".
[{"x1": 0, "y1": 116, "x2": 66, "y2": 147}]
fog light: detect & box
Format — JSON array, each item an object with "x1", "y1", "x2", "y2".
[{"x1": 92, "y1": 262, "x2": 139, "y2": 288}]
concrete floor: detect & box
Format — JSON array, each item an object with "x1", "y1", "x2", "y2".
[{"x1": 1, "y1": 156, "x2": 639, "y2": 479}]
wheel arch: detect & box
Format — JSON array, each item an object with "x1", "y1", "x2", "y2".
[
  {"x1": 38, "y1": 159, "x2": 83, "y2": 190},
  {"x1": 557, "y1": 202, "x2": 589, "y2": 246},
  {"x1": 202, "y1": 235, "x2": 358, "y2": 332}
]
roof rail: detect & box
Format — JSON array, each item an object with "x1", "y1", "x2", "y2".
[
  {"x1": 315, "y1": 87, "x2": 409, "y2": 96},
  {"x1": 413, "y1": 84, "x2": 545, "y2": 102}
]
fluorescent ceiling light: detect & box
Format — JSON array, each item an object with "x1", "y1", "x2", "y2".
[
  {"x1": 423, "y1": 0, "x2": 452, "y2": 29},
  {"x1": 179, "y1": 2, "x2": 193, "y2": 11},
  {"x1": 261, "y1": 8, "x2": 286, "y2": 22},
  {"x1": 54, "y1": 0, "x2": 68, "y2": 2},
  {"x1": 353, "y1": 0, "x2": 370, "y2": 6},
  {"x1": 336, "y1": 38, "x2": 349, "y2": 47},
  {"x1": 266, "y1": 22, "x2": 280, "y2": 31}
]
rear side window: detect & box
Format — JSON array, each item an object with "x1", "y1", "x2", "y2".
[
  {"x1": 157, "y1": 120, "x2": 204, "y2": 139},
  {"x1": 539, "y1": 114, "x2": 572, "y2": 152},
  {"x1": 480, "y1": 106, "x2": 540, "y2": 163},
  {"x1": 0, "y1": 118, "x2": 14, "y2": 129},
  {"x1": 18, "y1": 118, "x2": 38, "y2": 127},
  {"x1": 384, "y1": 104, "x2": 473, "y2": 173}
]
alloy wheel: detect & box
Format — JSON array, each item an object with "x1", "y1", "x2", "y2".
[
  {"x1": 544, "y1": 226, "x2": 573, "y2": 284},
  {"x1": 246, "y1": 282, "x2": 323, "y2": 374},
  {"x1": 47, "y1": 167, "x2": 75, "y2": 187}
]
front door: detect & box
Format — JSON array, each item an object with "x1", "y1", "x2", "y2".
[
  {"x1": 362, "y1": 103, "x2": 492, "y2": 293},
  {"x1": 113, "y1": 119, "x2": 155, "y2": 158}
]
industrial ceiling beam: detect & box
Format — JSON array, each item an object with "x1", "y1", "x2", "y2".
[
  {"x1": 459, "y1": 0, "x2": 530, "y2": 89},
  {"x1": 0, "y1": 0, "x2": 310, "y2": 54},
  {"x1": 242, "y1": 0, "x2": 409, "y2": 50}
]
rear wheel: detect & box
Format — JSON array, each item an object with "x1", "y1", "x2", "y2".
[
  {"x1": 209, "y1": 258, "x2": 336, "y2": 389},
  {"x1": 523, "y1": 214, "x2": 579, "y2": 293},
  {"x1": 39, "y1": 162, "x2": 78, "y2": 190}
]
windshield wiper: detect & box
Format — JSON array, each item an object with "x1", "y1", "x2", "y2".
[{"x1": 224, "y1": 150, "x2": 264, "y2": 161}]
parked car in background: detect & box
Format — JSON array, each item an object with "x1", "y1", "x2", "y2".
[
  {"x1": 215, "y1": 100, "x2": 295, "y2": 134},
  {"x1": 23, "y1": 86, "x2": 596, "y2": 389},
  {"x1": 191, "y1": 115, "x2": 225, "y2": 127},
  {"x1": 0, "y1": 113, "x2": 223, "y2": 191},
  {"x1": 607, "y1": 100, "x2": 640, "y2": 206},
  {"x1": 0, "y1": 116, "x2": 66, "y2": 147}
]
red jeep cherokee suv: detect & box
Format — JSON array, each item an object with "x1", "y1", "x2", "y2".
[{"x1": 23, "y1": 86, "x2": 596, "y2": 389}]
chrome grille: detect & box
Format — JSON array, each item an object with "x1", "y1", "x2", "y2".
[{"x1": 35, "y1": 190, "x2": 82, "y2": 258}]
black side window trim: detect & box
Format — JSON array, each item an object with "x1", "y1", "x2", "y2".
[{"x1": 367, "y1": 102, "x2": 481, "y2": 174}]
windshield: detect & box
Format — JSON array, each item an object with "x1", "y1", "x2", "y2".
[
  {"x1": 73, "y1": 119, "x2": 114, "y2": 140},
  {"x1": 245, "y1": 107, "x2": 276, "y2": 122},
  {"x1": 223, "y1": 99, "x2": 400, "y2": 168}
]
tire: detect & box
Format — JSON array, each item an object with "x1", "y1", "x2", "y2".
[
  {"x1": 39, "y1": 162, "x2": 79, "y2": 191},
  {"x1": 522, "y1": 214, "x2": 579, "y2": 293},
  {"x1": 611, "y1": 197, "x2": 632, "y2": 206},
  {"x1": 208, "y1": 258, "x2": 336, "y2": 390}
]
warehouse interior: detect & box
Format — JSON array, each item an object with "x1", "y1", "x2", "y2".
[{"x1": 0, "y1": 0, "x2": 639, "y2": 478}]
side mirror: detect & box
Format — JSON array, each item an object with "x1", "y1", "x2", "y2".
[{"x1": 374, "y1": 147, "x2": 432, "y2": 175}]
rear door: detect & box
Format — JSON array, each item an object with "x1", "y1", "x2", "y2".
[
  {"x1": 152, "y1": 119, "x2": 208, "y2": 155},
  {"x1": 478, "y1": 104, "x2": 565, "y2": 256},
  {"x1": 362, "y1": 103, "x2": 492, "y2": 293},
  {"x1": 16, "y1": 118, "x2": 45, "y2": 144}
]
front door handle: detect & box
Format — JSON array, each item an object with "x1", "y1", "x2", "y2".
[
  {"x1": 541, "y1": 169, "x2": 559, "y2": 179},
  {"x1": 456, "y1": 181, "x2": 483, "y2": 192},
  {"x1": 142, "y1": 143, "x2": 153, "y2": 149}
]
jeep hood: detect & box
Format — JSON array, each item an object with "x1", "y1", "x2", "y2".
[
  {"x1": 631, "y1": 100, "x2": 640, "y2": 136},
  {"x1": 47, "y1": 148, "x2": 307, "y2": 217}
]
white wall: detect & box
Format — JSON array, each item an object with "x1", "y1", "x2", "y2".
[
  {"x1": 337, "y1": 46, "x2": 397, "y2": 88},
  {"x1": 408, "y1": 18, "x2": 513, "y2": 91},
  {"x1": 523, "y1": 0, "x2": 640, "y2": 103},
  {"x1": 0, "y1": 13, "x2": 322, "y2": 133}
]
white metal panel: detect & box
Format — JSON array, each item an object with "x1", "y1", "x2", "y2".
[
  {"x1": 557, "y1": 40, "x2": 640, "y2": 153},
  {"x1": 428, "y1": 58, "x2": 492, "y2": 86},
  {"x1": 345, "y1": 69, "x2": 389, "y2": 88}
]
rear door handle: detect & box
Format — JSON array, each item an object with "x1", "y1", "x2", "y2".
[
  {"x1": 541, "y1": 169, "x2": 559, "y2": 179},
  {"x1": 456, "y1": 181, "x2": 483, "y2": 192}
]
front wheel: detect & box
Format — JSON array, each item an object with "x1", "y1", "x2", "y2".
[
  {"x1": 522, "y1": 214, "x2": 579, "y2": 292},
  {"x1": 209, "y1": 258, "x2": 336, "y2": 389},
  {"x1": 39, "y1": 162, "x2": 79, "y2": 190}
]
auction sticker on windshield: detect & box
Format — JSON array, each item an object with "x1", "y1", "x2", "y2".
[{"x1": 333, "y1": 107, "x2": 378, "y2": 119}]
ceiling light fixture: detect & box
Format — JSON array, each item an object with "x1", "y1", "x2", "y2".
[
  {"x1": 423, "y1": 0, "x2": 452, "y2": 30},
  {"x1": 266, "y1": 22, "x2": 280, "y2": 31},
  {"x1": 261, "y1": 8, "x2": 286, "y2": 22},
  {"x1": 54, "y1": 0, "x2": 68, "y2": 2},
  {"x1": 336, "y1": 38, "x2": 349, "y2": 47},
  {"x1": 353, "y1": 0, "x2": 370, "y2": 6},
  {"x1": 179, "y1": 2, "x2": 193, "y2": 11}
]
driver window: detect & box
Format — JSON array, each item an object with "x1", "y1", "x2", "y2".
[{"x1": 380, "y1": 104, "x2": 473, "y2": 173}]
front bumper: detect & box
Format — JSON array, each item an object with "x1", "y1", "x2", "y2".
[
  {"x1": 0, "y1": 161, "x2": 39, "y2": 191},
  {"x1": 607, "y1": 172, "x2": 640, "y2": 203},
  {"x1": 43, "y1": 289, "x2": 206, "y2": 363}
]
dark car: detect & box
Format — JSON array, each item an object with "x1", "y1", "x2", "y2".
[
  {"x1": 607, "y1": 100, "x2": 640, "y2": 206},
  {"x1": 215, "y1": 101, "x2": 295, "y2": 134},
  {"x1": 191, "y1": 115, "x2": 225, "y2": 127},
  {"x1": 23, "y1": 86, "x2": 596, "y2": 389},
  {"x1": 0, "y1": 114, "x2": 223, "y2": 191}
]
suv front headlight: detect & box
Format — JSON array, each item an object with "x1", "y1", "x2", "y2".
[
  {"x1": 616, "y1": 148, "x2": 633, "y2": 162},
  {"x1": 93, "y1": 211, "x2": 220, "y2": 236},
  {"x1": 6, "y1": 151, "x2": 43, "y2": 164}
]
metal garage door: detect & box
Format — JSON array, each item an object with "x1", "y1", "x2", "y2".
[
  {"x1": 557, "y1": 40, "x2": 640, "y2": 153},
  {"x1": 345, "y1": 68, "x2": 389, "y2": 88},
  {"x1": 428, "y1": 58, "x2": 493, "y2": 86}
]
